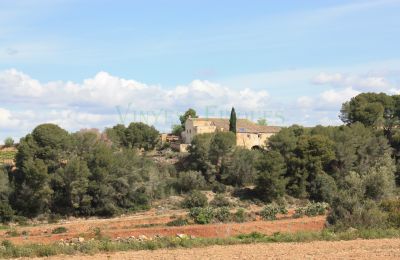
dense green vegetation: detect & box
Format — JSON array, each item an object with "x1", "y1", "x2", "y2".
[{"x1": 0, "y1": 94, "x2": 399, "y2": 232}]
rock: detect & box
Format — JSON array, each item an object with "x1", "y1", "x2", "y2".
[
  {"x1": 176, "y1": 233, "x2": 188, "y2": 239},
  {"x1": 78, "y1": 237, "x2": 85, "y2": 242},
  {"x1": 347, "y1": 227, "x2": 358, "y2": 233},
  {"x1": 138, "y1": 235, "x2": 148, "y2": 241}
]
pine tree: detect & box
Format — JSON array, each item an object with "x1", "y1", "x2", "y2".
[{"x1": 229, "y1": 107, "x2": 237, "y2": 133}]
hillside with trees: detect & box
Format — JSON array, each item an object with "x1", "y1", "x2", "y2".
[{"x1": 0, "y1": 94, "x2": 399, "y2": 232}]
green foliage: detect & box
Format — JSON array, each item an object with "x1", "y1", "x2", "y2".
[
  {"x1": 166, "y1": 217, "x2": 189, "y2": 226},
  {"x1": 174, "y1": 171, "x2": 206, "y2": 193},
  {"x1": 187, "y1": 132, "x2": 236, "y2": 182},
  {"x1": 214, "y1": 207, "x2": 231, "y2": 222},
  {"x1": 0, "y1": 202, "x2": 14, "y2": 223},
  {"x1": 233, "y1": 208, "x2": 247, "y2": 223},
  {"x1": 255, "y1": 150, "x2": 287, "y2": 202},
  {"x1": 189, "y1": 207, "x2": 215, "y2": 224},
  {"x1": 260, "y1": 204, "x2": 287, "y2": 220},
  {"x1": 179, "y1": 108, "x2": 198, "y2": 130},
  {"x1": 303, "y1": 202, "x2": 328, "y2": 217},
  {"x1": 51, "y1": 227, "x2": 68, "y2": 234},
  {"x1": 125, "y1": 122, "x2": 159, "y2": 150},
  {"x1": 171, "y1": 124, "x2": 184, "y2": 136},
  {"x1": 181, "y1": 191, "x2": 208, "y2": 209},
  {"x1": 380, "y1": 199, "x2": 400, "y2": 228},
  {"x1": 3, "y1": 137, "x2": 14, "y2": 147},
  {"x1": 221, "y1": 148, "x2": 258, "y2": 187},
  {"x1": 210, "y1": 194, "x2": 231, "y2": 207},
  {"x1": 229, "y1": 107, "x2": 237, "y2": 133}
]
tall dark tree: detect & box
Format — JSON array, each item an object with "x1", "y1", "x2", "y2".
[{"x1": 229, "y1": 107, "x2": 237, "y2": 133}]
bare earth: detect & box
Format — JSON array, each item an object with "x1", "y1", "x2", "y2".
[{"x1": 31, "y1": 238, "x2": 400, "y2": 260}]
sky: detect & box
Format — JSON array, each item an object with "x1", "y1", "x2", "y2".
[{"x1": 1, "y1": 0, "x2": 400, "y2": 142}]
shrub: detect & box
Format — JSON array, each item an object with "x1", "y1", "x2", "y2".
[
  {"x1": 6, "y1": 229, "x2": 19, "y2": 237},
  {"x1": 166, "y1": 217, "x2": 189, "y2": 226},
  {"x1": 214, "y1": 207, "x2": 231, "y2": 222},
  {"x1": 51, "y1": 227, "x2": 68, "y2": 234},
  {"x1": 175, "y1": 171, "x2": 206, "y2": 193},
  {"x1": 293, "y1": 207, "x2": 305, "y2": 218},
  {"x1": 211, "y1": 182, "x2": 226, "y2": 193},
  {"x1": 3, "y1": 137, "x2": 14, "y2": 148},
  {"x1": 47, "y1": 214, "x2": 62, "y2": 224},
  {"x1": 260, "y1": 204, "x2": 279, "y2": 220},
  {"x1": 13, "y1": 216, "x2": 28, "y2": 226},
  {"x1": 182, "y1": 191, "x2": 208, "y2": 209},
  {"x1": 189, "y1": 207, "x2": 215, "y2": 224},
  {"x1": 381, "y1": 199, "x2": 400, "y2": 228},
  {"x1": 0, "y1": 202, "x2": 14, "y2": 224},
  {"x1": 260, "y1": 203, "x2": 288, "y2": 221},
  {"x1": 210, "y1": 194, "x2": 231, "y2": 207},
  {"x1": 304, "y1": 202, "x2": 328, "y2": 217},
  {"x1": 233, "y1": 208, "x2": 247, "y2": 223}
]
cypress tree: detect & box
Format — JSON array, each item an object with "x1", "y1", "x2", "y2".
[{"x1": 229, "y1": 107, "x2": 237, "y2": 133}]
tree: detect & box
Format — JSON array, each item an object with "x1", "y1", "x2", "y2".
[
  {"x1": 51, "y1": 158, "x2": 92, "y2": 215},
  {"x1": 229, "y1": 107, "x2": 237, "y2": 133},
  {"x1": 125, "y1": 122, "x2": 159, "y2": 151},
  {"x1": 221, "y1": 148, "x2": 258, "y2": 187},
  {"x1": 257, "y1": 119, "x2": 267, "y2": 126},
  {"x1": 255, "y1": 150, "x2": 287, "y2": 202},
  {"x1": 179, "y1": 108, "x2": 198, "y2": 130},
  {"x1": 340, "y1": 93, "x2": 394, "y2": 129},
  {"x1": 171, "y1": 124, "x2": 184, "y2": 136},
  {"x1": 3, "y1": 137, "x2": 14, "y2": 147},
  {"x1": 209, "y1": 132, "x2": 236, "y2": 179}
]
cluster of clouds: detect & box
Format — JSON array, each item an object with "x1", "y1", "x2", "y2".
[
  {"x1": 0, "y1": 69, "x2": 272, "y2": 141},
  {"x1": 0, "y1": 68, "x2": 398, "y2": 143},
  {"x1": 298, "y1": 72, "x2": 399, "y2": 110}
]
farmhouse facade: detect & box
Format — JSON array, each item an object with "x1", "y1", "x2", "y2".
[{"x1": 182, "y1": 117, "x2": 281, "y2": 149}]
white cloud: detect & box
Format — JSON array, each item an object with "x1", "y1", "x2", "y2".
[
  {"x1": 0, "y1": 69, "x2": 276, "y2": 142},
  {"x1": 0, "y1": 108, "x2": 20, "y2": 129},
  {"x1": 320, "y1": 87, "x2": 360, "y2": 107},
  {"x1": 312, "y1": 72, "x2": 393, "y2": 91}
]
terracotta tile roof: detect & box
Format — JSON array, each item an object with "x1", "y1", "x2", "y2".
[{"x1": 191, "y1": 118, "x2": 281, "y2": 133}]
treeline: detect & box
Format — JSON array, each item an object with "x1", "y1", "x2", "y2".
[
  {"x1": 0, "y1": 122, "x2": 168, "y2": 220},
  {"x1": 0, "y1": 93, "x2": 399, "y2": 231}
]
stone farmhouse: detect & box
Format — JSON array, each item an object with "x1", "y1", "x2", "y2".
[{"x1": 182, "y1": 117, "x2": 281, "y2": 150}]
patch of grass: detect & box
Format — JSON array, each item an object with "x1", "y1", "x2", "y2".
[
  {"x1": 166, "y1": 217, "x2": 189, "y2": 226},
  {"x1": 0, "y1": 228, "x2": 399, "y2": 258},
  {"x1": 5, "y1": 229, "x2": 19, "y2": 237},
  {"x1": 51, "y1": 226, "x2": 68, "y2": 234}
]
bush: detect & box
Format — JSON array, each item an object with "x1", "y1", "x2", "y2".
[
  {"x1": 304, "y1": 202, "x2": 328, "y2": 217},
  {"x1": 381, "y1": 199, "x2": 400, "y2": 228},
  {"x1": 211, "y1": 182, "x2": 226, "y2": 193},
  {"x1": 233, "y1": 208, "x2": 247, "y2": 223},
  {"x1": 166, "y1": 217, "x2": 189, "y2": 226},
  {"x1": 260, "y1": 204, "x2": 279, "y2": 220},
  {"x1": 3, "y1": 137, "x2": 14, "y2": 148},
  {"x1": 259, "y1": 203, "x2": 288, "y2": 221},
  {"x1": 210, "y1": 194, "x2": 231, "y2": 207},
  {"x1": 0, "y1": 202, "x2": 14, "y2": 223},
  {"x1": 293, "y1": 207, "x2": 305, "y2": 218},
  {"x1": 175, "y1": 171, "x2": 206, "y2": 193},
  {"x1": 214, "y1": 207, "x2": 231, "y2": 222},
  {"x1": 47, "y1": 214, "x2": 62, "y2": 224},
  {"x1": 51, "y1": 227, "x2": 68, "y2": 234},
  {"x1": 182, "y1": 191, "x2": 208, "y2": 209},
  {"x1": 189, "y1": 207, "x2": 215, "y2": 224}
]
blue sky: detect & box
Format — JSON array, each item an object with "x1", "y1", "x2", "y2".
[{"x1": 1, "y1": 0, "x2": 400, "y2": 142}]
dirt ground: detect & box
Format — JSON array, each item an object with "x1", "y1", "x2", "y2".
[
  {"x1": 29, "y1": 238, "x2": 400, "y2": 260},
  {"x1": 1, "y1": 208, "x2": 325, "y2": 245}
]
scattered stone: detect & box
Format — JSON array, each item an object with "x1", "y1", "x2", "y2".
[
  {"x1": 176, "y1": 233, "x2": 189, "y2": 239},
  {"x1": 78, "y1": 237, "x2": 85, "y2": 242}
]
